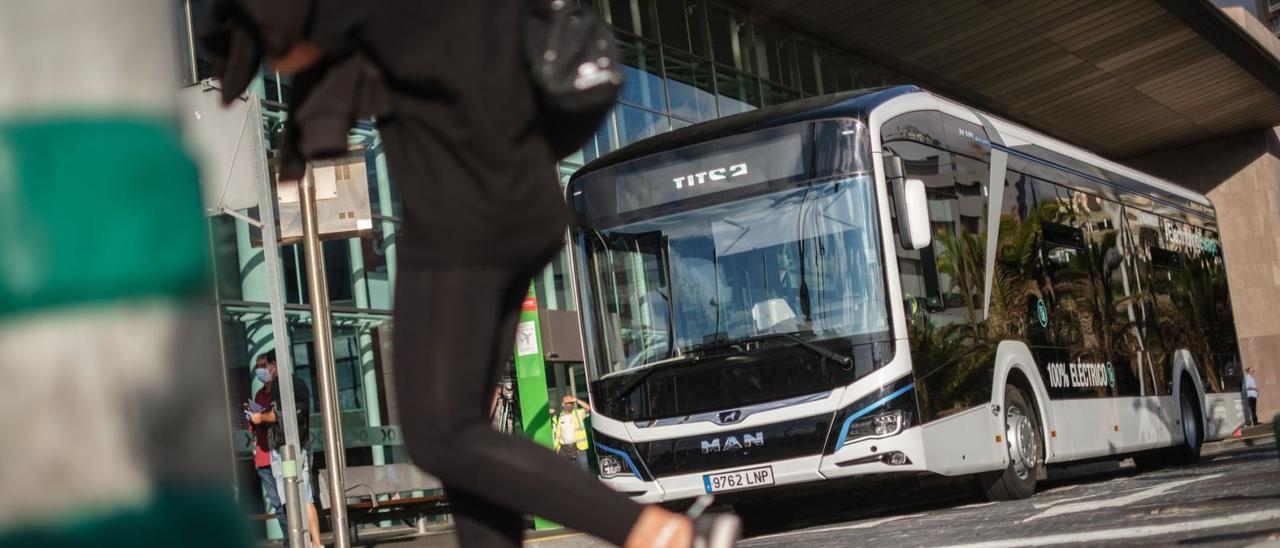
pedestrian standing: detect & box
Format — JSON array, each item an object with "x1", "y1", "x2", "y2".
[
  {"x1": 553, "y1": 396, "x2": 592, "y2": 472},
  {"x1": 250, "y1": 351, "x2": 322, "y2": 548},
  {"x1": 248, "y1": 353, "x2": 286, "y2": 538},
  {"x1": 1245, "y1": 367, "x2": 1260, "y2": 426}
]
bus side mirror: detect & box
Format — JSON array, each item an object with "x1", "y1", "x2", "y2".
[{"x1": 899, "y1": 178, "x2": 932, "y2": 250}]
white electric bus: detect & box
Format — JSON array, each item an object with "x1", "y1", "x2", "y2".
[{"x1": 566, "y1": 86, "x2": 1247, "y2": 513}]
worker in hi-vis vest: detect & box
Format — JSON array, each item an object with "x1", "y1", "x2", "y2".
[{"x1": 552, "y1": 395, "x2": 591, "y2": 471}]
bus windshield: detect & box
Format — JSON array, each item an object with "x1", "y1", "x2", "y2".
[{"x1": 585, "y1": 174, "x2": 890, "y2": 378}]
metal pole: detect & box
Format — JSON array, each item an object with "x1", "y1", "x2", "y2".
[
  {"x1": 280, "y1": 445, "x2": 305, "y2": 547},
  {"x1": 182, "y1": 0, "x2": 198, "y2": 83},
  {"x1": 204, "y1": 218, "x2": 241, "y2": 500},
  {"x1": 250, "y1": 94, "x2": 308, "y2": 548},
  {"x1": 300, "y1": 167, "x2": 351, "y2": 548}
]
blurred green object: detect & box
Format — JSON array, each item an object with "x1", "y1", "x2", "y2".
[
  {"x1": 0, "y1": 487, "x2": 250, "y2": 548},
  {"x1": 0, "y1": 117, "x2": 209, "y2": 319}
]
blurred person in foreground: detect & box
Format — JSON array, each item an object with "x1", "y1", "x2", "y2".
[
  {"x1": 250, "y1": 351, "x2": 321, "y2": 548},
  {"x1": 202, "y1": 2, "x2": 738, "y2": 546}
]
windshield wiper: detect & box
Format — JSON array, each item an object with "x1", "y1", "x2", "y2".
[
  {"x1": 777, "y1": 333, "x2": 854, "y2": 369},
  {"x1": 612, "y1": 354, "x2": 700, "y2": 404},
  {"x1": 689, "y1": 331, "x2": 853, "y2": 369},
  {"x1": 613, "y1": 333, "x2": 853, "y2": 405}
]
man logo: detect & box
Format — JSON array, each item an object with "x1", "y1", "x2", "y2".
[
  {"x1": 700, "y1": 432, "x2": 764, "y2": 454},
  {"x1": 717, "y1": 410, "x2": 743, "y2": 424},
  {"x1": 672, "y1": 163, "x2": 748, "y2": 190}
]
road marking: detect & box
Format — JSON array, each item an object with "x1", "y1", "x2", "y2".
[
  {"x1": 1023, "y1": 473, "x2": 1221, "y2": 522},
  {"x1": 939, "y1": 508, "x2": 1280, "y2": 548},
  {"x1": 744, "y1": 513, "x2": 928, "y2": 543}
]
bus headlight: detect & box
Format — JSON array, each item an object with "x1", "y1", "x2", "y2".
[
  {"x1": 843, "y1": 409, "x2": 906, "y2": 446},
  {"x1": 598, "y1": 454, "x2": 627, "y2": 478}
]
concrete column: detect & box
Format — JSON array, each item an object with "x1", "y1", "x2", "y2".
[
  {"x1": 349, "y1": 237, "x2": 386, "y2": 466},
  {"x1": 1126, "y1": 126, "x2": 1280, "y2": 422}
]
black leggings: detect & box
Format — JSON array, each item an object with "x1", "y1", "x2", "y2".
[{"x1": 393, "y1": 265, "x2": 644, "y2": 546}]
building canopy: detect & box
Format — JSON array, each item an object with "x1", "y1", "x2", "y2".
[{"x1": 739, "y1": 0, "x2": 1280, "y2": 157}]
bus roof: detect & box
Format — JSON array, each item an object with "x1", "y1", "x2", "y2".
[
  {"x1": 573, "y1": 85, "x2": 1214, "y2": 213},
  {"x1": 572, "y1": 86, "x2": 919, "y2": 181}
]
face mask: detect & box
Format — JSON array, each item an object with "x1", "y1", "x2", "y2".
[{"x1": 256, "y1": 367, "x2": 274, "y2": 384}]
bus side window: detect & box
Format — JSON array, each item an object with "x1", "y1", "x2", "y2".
[
  {"x1": 1030, "y1": 179, "x2": 1088, "y2": 350},
  {"x1": 1040, "y1": 222, "x2": 1088, "y2": 348},
  {"x1": 883, "y1": 140, "x2": 962, "y2": 326}
]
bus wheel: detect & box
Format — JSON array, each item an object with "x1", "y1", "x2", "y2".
[
  {"x1": 980, "y1": 385, "x2": 1043, "y2": 501},
  {"x1": 1166, "y1": 386, "x2": 1203, "y2": 465}
]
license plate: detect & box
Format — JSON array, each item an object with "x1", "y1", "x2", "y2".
[{"x1": 703, "y1": 466, "x2": 775, "y2": 493}]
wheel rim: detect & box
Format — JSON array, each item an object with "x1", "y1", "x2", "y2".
[
  {"x1": 1006, "y1": 405, "x2": 1038, "y2": 480},
  {"x1": 1181, "y1": 394, "x2": 1198, "y2": 447}
]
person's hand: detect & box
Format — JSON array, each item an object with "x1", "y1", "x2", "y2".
[
  {"x1": 250, "y1": 412, "x2": 263, "y2": 425},
  {"x1": 268, "y1": 41, "x2": 323, "y2": 74}
]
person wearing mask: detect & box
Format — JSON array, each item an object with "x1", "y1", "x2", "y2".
[
  {"x1": 249, "y1": 351, "x2": 321, "y2": 548},
  {"x1": 247, "y1": 352, "x2": 285, "y2": 538},
  {"x1": 1245, "y1": 367, "x2": 1261, "y2": 426},
  {"x1": 552, "y1": 395, "x2": 592, "y2": 472},
  {"x1": 204, "y1": 2, "x2": 740, "y2": 546}
]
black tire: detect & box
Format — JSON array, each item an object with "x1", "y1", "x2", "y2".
[
  {"x1": 979, "y1": 385, "x2": 1044, "y2": 501},
  {"x1": 1165, "y1": 386, "x2": 1203, "y2": 465}
]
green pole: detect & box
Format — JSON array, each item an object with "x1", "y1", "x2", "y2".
[{"x1": 513, "y1": 284, "x2": 558, "y2": 531}]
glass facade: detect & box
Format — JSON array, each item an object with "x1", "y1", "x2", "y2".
[
  {"x1": 577, "y1": 0, "x2": 904, "y2": 164},
  {"x1": 176, "y1": 0, "x2": 903, "y2": 539}
]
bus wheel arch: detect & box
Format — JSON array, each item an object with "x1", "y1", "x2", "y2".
[
  {"x1": 1169, "y1": 351, "x2": 1206, "y2": 464},
  {"x1": 979, "y1": 384, "x2": 1045, "y2": 501},
  {"x1": 992, "y1": 342, "x2": 1056, "y2": 463},
  {"x1": 1170, "y1": 350, "x2": 1208, "y2": 442}
]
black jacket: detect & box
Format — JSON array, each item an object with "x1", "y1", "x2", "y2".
[{"x1": 201, "y1": 0, "x2": 571, "y2": 268}]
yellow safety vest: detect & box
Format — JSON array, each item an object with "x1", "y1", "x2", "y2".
[{"x1": 552, "y1": 409, "x2": 589, "y2": 451}]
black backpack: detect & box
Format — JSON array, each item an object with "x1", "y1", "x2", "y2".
[
  {"x1": 524, "y1": 0, "x2": 624, "y2": 159},
  {"x1": 269, "y1": 379, "x2": 311, "y2": 450}
]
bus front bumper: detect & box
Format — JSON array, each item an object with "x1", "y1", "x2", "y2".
[{"x1": 600, "y1": 427, "x2": 927, "y2": 504}]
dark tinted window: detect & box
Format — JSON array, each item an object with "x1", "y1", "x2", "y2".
[
  {"x1": 753, "y1": 21, "x2": 796, "y2": 88},
  {"x1": 882, "y1": 140, "x2": 959, "y2": 324},
  {"x1": 706, "y1": 3, "x2": 751, "y2": 72},
  {"x1": 616, "y1": 104, "x2": 670, "y2": 147},
  {"x1": 655, "y1": 0, "x2": 693, "y2": 52},
  {"x1": 714, "y1": 67, "x2": 759, "y2": 116},
  {"x1": 884, "y1": 136, "x2": 995, "y2": 420},
  {"x1": 617, "y1": 36, "x2": 667, "y2": 112},
  {"x1": 760, "y1": 81, "x2": 800, "y2": 107},
  {"x1": 607, "y1": 0, "x2": 659, "y2": 40},
  {"x1": 881, "y1": 111, "x2": 945, "y2": 148},
  {"x1": 796, "y1": 39, "x2": 819, "y2": 95},
  {"x1": 664, "y1": 49, "x2": 717, "y2": 122}
]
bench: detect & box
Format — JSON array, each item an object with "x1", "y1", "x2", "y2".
[{"x1": 317, "y1": 463, "x2": 450, "y2": 541}]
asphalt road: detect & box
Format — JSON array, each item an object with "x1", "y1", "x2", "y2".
[
  {"x1": 362, "y1": 433, "x2": 1278, "y2": 548},
  {"x1": 738, "y1": 436, "x2": 1279, "y2": 548}
]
